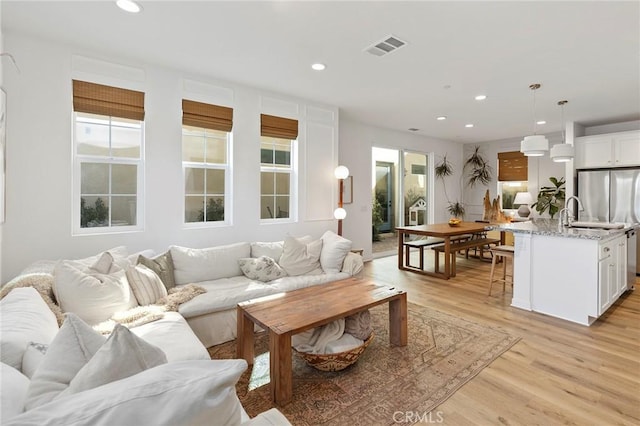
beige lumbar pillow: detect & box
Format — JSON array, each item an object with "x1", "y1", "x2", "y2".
[
  {"x1": 278, "y1": 236, "x2": 323, "y2": 276},
  {"x1": 125, "y1": 264, "x2": 168, "y2": 306}
]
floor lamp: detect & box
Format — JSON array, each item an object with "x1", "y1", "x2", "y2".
[{"x1": 334, "y1": 165, "x2": 349, "y2": 236}]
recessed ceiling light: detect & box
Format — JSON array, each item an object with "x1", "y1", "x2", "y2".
[
  {"x1": 465, "y1": 124, "x2": 474, "y2": 128},
  {"x1": 408, "y1": 128, "x2": 419, "y2": 132},
  {"x1": 116, "y1": 0, "x2": 142, "y2": 13},
  {"x1": 537, "y1": 120, "x2": 546, "y2": 125},
  {"x1": 311, "y1": 63, "x2": 326, "y2": 71},
  {"x1": 436, "y1": 116, "x2": 447, "y2": 121},
  {"x1": 475, "y1": 95, "x2": 487, "y2": 101}
]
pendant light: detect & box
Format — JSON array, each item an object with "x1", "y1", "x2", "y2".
[
  {"x1": 550, "y1": 100, "x2": 574, "y2": 162},
  {"x1": 520, "y1": 83, "x2": 549, "y2": 157}
]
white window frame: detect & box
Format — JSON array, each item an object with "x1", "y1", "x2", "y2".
[
  {"x1": 182, "y1": 126, "x2": 232, "y2": 228},
  {"x1": 260, "y1": 136, "x2": 297, "y2": 223},
  {"x1": 72, "y1": 113, "x2": 145, "y2": 235}
]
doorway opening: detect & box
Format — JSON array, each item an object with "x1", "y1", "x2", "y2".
[{"x1": 372, "y1": 147, "x2": 434, "y2": 256}]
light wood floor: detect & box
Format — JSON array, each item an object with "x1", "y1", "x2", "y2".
[{"x1": 364, "y1": 252, "x2": 640, "y2": 426}]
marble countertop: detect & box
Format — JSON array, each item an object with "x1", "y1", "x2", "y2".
[{"x1": 490, "y1": 218, "x2": 637, "y2": 240}]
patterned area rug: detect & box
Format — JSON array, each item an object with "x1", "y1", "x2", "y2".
[{"x1": 208, "y1": 303, "x2": 520, "y2": 426}]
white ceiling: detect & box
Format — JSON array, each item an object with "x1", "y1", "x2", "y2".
[{"x1": 3, "y1": 1, "x2": 640, "y2": 143}]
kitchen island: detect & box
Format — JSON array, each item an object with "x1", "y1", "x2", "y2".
[{"x1": 491, "y1": 219, "x2": 634, "y2": 325}]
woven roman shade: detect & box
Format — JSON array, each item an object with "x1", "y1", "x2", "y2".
[
  {"x1": 72, "y1": 80, "x2": 145, "y2": 121},
  {"x1": 182, "y1": 99, "x2": 233, "y2": 132},
  {"x1": 498, "y1": 151, "x2": 528, "y2": 181},
  {"x1": 260, "y1": 114, "x2": 298, "y2": 139}
]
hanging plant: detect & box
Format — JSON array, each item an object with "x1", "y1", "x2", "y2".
[
  {"x1": 464, "y1": 146, "x2": 492, "y2": 187},
  {"x1": 435, "y1": 155, "x2": 453, "y2": 179}
]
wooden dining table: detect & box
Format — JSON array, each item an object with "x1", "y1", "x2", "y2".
[{"x1": 396, "y1": 222, "x2": 496, "y2": 279}]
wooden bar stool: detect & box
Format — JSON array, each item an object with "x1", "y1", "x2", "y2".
[{"x1": 488, "y1": 245, "x2": 515, "y2": 295}]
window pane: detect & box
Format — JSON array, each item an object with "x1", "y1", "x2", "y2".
[
  {"x1": 111, "y1": 164, "x2": 137, "y2": 194},
  {"x1": 204, "y1": 196, "x2": 224, "y2": 222},
  {"x1": 185, "y1": 196, "x2": 205, "y2": 222},
  {"x1": 81, "y1": 196, "x2": 109, "y2": 228},
  {"x1": 275, "y1": 172, "x2": 290, "y2": 195},
  {"x1": 205, "y1": 131, "x2": 227, "y2": 163},
  {"x1": 261, "y1": 196, "x2": 274, "y2": 219},
  {"x1": 76, "y1": 121, "x2": 110, "y2": 156},
  {"x1": 81, "y1": 163, "x2": 109, "y2": 194},
  {"x1": 183, "y1": 133, "x2": 205, "y2": 163},
  {"x1": 185, "y1": 167, "x2": 205, "y2": 194},
  {"x1": 261, "y1": 148, "x2": 274, "y2": 164},
  {"x1": 275, "y1": 196, "x2": 289, "y2": 218},
  {"x1": 261, "y1": 172, "x2": 275, "y2": 194},
  {"x1": 111, "y1": 125, "x2": 141, "y2": 158},
  {"x1": 111, "y1": 196, "x2": 136, "y2": 226},
  {"x1": 206, "y1": 169, "x2": 225, "y2": 194}
]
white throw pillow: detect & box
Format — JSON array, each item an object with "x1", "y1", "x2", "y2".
[
  {"x1": 0, "y1": 287, "x2": 59, "y2": 370},
  {"x1": 7, "y1": 360, "x2": 248, "y2": 426},
  {"x1": 53, "y1": 260, "x2": 138, "y2": 325},
  {"x1": 21, "y1": 342, "x2": 49, "y2": 379},
  {"x1": 238, "y1": 256, "x2": 288, "y2": 282},
  {"x1": 278, "y1": 237, "x2": 323, "y2": 276},
  {"x1": 320, "y1": 230, "x2": 352, "y2": 274},
  {"x1": 73, "y1": 246, "x2": 130, "y2": 270},
  {"x1": 60, "y1": 324, "x2": 167, "y2": 398},
  {"x1": 1, "y1": 362, "x2": 30, "y2": 421},
  {"x1": 89, "y1": 252, "x2": 115, "y2": 274},
  {"x1": 170, "y1": 242, "x2": 251, "y2": 285},
  {"x1": 125, "y1": 264, "x2": 168, "y2": 305},
  {"x1": 25, "y1": 313, "x2": 106, "y2": 410},
  {"x1": 250, "y1": 241, "x2": 284, "y2": 260}
]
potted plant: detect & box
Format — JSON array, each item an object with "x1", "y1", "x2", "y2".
[
  {"x1": 447, "y1": 201, "x2": 465, "y2": 219},
  {"x1": 372, "y1": 193, "x2": 384, "y2": 241},
  {"x1": 531, "y1": 177, "x2": 566, "y2": 218}
]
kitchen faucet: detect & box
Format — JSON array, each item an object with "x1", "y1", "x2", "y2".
[{"x1": 558, "y1": 196, "x2": 584, "y2": 230}]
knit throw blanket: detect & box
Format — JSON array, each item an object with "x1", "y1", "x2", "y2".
[{"x1": 93, "y1": 284, "x2": 206, "y2": 335}]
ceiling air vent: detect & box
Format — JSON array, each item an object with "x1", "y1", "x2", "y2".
[{"x1": 365, "y1": 35, "x2": 407, "y2": 57}]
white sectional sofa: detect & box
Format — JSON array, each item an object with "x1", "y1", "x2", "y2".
[
  {"x1": 0, "y1": 231, "x2": 362, "y2": 425},
  {"x1": 175, "y1": 235, "x2": 363, "y2": 347}
]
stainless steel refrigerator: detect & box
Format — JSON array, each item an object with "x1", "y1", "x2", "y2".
[{"x1": 577, "y1": 168, "x2": 640, "y2": 279}]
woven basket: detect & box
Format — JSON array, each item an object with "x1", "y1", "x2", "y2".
[{"x1": 294, "y1": 332, "x2": 374, "y2": 372}]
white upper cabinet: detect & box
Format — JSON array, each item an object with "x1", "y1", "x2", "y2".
[{"x1": 574, "y1": 130, "x2": 640, "y2": 169}]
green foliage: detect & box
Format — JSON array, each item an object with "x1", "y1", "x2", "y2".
[
  {"x1": 464, "y1": 146, "x2": 492, "y2": 187},
  {"x1": 447, "y1": 201, "x2": 465, "y2": 219},
  {"x1": 372, "y1": 192, "x2": 384, "y2": 242},
  {"x1": 435, "y1": 155, "x2": 453, "y2": 179},
  {"x1": 531, "y1": 177, "x2": 566, "y2": 219},
  {"x1": 81, "y1": 197, "x2": 109, "y2": 228},
  {"x1": 198, "y1": 198, "x2": 225, "y2": 222}
]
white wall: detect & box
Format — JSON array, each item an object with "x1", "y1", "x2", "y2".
[
  {"x1": 339, "y1": 119, "x2": 463, "y2": 260},
  {"x1": 0, "y1": 1, "x2": 4, "y2": 281},
  {"x1": 462, "y1": 133, "x2": 566, "y2": 221},
  {"x1": 1, "y1": 33, "x2": 340, "y2": 282}
]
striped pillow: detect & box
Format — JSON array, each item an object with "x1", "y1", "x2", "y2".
[{"x1": 125, "y1": 264, "x2": 168, "y2": 306}]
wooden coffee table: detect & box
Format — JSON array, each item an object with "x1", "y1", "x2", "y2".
[{"x1": 236, "y1": 277, "x2": 407, "y2": 405}]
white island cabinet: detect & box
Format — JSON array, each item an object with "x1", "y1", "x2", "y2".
[{"x1": 492, "y1": 219, "x2": 631, "y2": 326}]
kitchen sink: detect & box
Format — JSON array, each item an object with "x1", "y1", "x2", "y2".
[{"x1": 569, "y1": 221, "x2": 624, "y2": 230}]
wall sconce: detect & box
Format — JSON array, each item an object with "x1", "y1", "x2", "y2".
[{"x1": 334, "y1": 165, "x2": 349, "y2": 236}]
